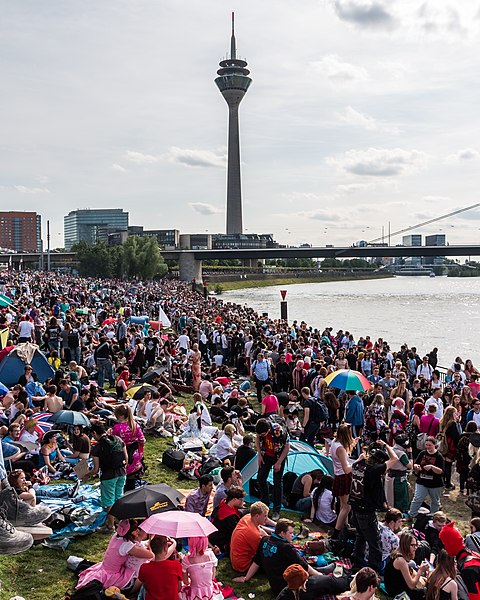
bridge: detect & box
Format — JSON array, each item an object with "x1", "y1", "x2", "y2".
[{"x1": 1, "y1": 245, "x2": 479, "y2": 281}]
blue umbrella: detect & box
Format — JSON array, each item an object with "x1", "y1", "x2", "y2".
[{"x1": 48, "y1": 410, "x2": 91, "y2": 427}]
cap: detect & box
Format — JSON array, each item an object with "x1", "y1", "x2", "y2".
[
  {"x1": 283, "y1": 564, "x2": 309, "y2": 590},
  {"x1": 470, "y1": 433, "x2": 480, "y2": 448},
  {"x1": 439, "y1": 521, "x2": 465, "y2": 556}
]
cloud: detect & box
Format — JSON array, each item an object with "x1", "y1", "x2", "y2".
[
  {"x1": 162, "y1": 146, "x2": 226, "y2": 169},
  {"x1": 326, "y1": 147, "x2": 428, "y2": 177},
  {"x1": 422, "y1": 195, "x2": 451, "y2": 203},
  {"x1": 125, "y1": 151, "x2": 159, "y2": 165},
  {"x1": 446, "y1": 148, "x2": 480, "y2": 162},
  {"x1": 189, "y1": 202, "x2": 223, "y2": 215},
  {"x1": 334, "y1": 0, "x2": 397, "y2": 29},
  {"x1": 298, "y1": 210, "x2": 342, "y2": 221},
  {"x1": 309, "y1": 55, "x2": 368, "y2": 86},
  {"x1": 111, "y1": 163, "x2": 127, "y2": 172},
  {"x1": 336, "y1": 106, "x2": 400, "y2": 134},
  {"x1": 14, "y1": 185, "x2": 50, "y2": 194}
]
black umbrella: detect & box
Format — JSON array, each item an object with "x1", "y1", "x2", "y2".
[
  {"x1": 140, "y1": 367, "x2": 167, "y2": 384},
  {"x1": 125, "y1": 383, "x2": 158, "y2": 400},
  {"x1": 109, "y1": 484, "x2": 185, "y2": 519}
]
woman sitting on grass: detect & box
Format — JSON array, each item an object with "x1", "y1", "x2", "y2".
[{"x1": 179, "y1": 536, "x2": 223, "y2": 600}]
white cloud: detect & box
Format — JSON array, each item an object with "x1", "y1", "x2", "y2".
[
  {"x1": 162, "y1": 146, "x2": 227, "y2": 169},
  {"x1": 125, "y1": 151, "x2": 160, "y2": 165},
  {"x1": 326, "y1": 147, "x2": 428, "y2": 177},
  {"x1": 446, "y1": 148, "x2": 480, "y2": 162},
  {"x1": 309, "y1": 55, "x2": 369, "y2": 86},
  {"x1": 14, "y1": 185, "x2": 49, "y2": 194},
  {"x1": 189, "y1": 202, "x2": 223, "y2": 215},
  {"x1": 423, "y1": 195, "x2": 451, "y2": 203},
  {"x1": 111, "y1": 163, "x2": 127, "y2": 172},
  {"x1": 336, "y1": 106, "x2": 400, "y2": 134}
]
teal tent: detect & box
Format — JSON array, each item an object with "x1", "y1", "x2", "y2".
[{"x1": 241, "y1": 440, "x2": 333, "y2": 503}]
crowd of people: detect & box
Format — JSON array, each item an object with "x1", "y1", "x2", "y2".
[{"x1": 1, "y1": 270, "x2": 480, "y2": 600}]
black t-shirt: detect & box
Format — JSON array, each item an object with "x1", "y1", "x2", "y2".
[
  {"x1": 276, "y1": 392, "x2": 290, "y2": 408},
  {"x1": 91, "y1": 434, "x2": 126, "y2": 480},
  {"x1": 234, "y1": 445, "x2": 256, "y2": 472},
  {"x1": 73, "y1": 434, "x2": 91, "y2": 454},
  {"x1": 259, "y1": 534, "x2": 310, "y2": 596},
  {"x1": 145, "y1": 337, "x2": 159, "y2": 355},
  {"x1": 350, "y1": 461, "x2": 387, "y2": 512},
  {"x1": 415, "y1": 450, "x2": 444, "y2": 488}
]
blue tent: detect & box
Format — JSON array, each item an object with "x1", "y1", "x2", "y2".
[
  {"x1": 0, "y1": 346, "x2": 55, "y2": 387},
  {"x1": 241, "y1": 440, "x2": 334, "y2": 503}
]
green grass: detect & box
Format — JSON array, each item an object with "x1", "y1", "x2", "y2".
[
  {"x1": 0, "y1": 394, "x2": 472, "y2": 599},
  {"x1": 213, "y1": 273, "x2": 392, "y2": 292}
]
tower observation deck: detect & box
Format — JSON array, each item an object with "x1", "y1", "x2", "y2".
[{"x1": 215, "y1": 13, "x2": 252, "y2": 235}]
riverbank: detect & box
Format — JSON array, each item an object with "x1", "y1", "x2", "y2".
[{"x1": 212, "y1": 271, "x2": 393, "y2": 292}]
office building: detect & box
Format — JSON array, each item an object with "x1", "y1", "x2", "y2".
[
  {"x1": 64, "y1": 209, "x2": 129, "y2": 249},
  {"x1": 126, "y1": 226, "x2": 180, "y2": 249},
  {"x1": 426, "y1": 234, "x2": 446, "y2": 246},
  {"x1": 215, "y1": 13, "x2": 252, "y2": 234},
  {"x1": 0, "y1": 211, "x2": 42, "y2": 252},
  {"x1": 402, "y1": 234, "x2": 422, "y2": 246}
]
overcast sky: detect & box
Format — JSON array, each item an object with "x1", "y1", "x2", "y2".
[{"x1": 1, "y1": 0, "x2": 480, "y2": 248}]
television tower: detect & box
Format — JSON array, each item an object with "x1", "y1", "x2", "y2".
[{"x1": 215, "y1": 13, "x2": 252, "y2": 235}]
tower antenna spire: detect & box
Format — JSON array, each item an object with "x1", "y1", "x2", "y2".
[{"x1": 230, "y1": 12, "x2": 236, "y2": 59}]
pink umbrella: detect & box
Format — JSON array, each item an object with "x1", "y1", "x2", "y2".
[
  {"x1": 102, "y1": 317, "x2": 117, "y2": 326},
  {"x1": 140, "y1": 511, "x2": 217, "y2": 538}
]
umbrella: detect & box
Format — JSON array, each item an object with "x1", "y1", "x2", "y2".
[
  {"x1": 48, "y1": 410, "x2": 91, "y2": 427},
  {"x1": 110, "y1": 484, "x2": 185, "y2": 519},
  {"x1": 140, "y1": 511, "x2": 217, "y2": 538},
  {"x1": 125, "y1": 383, "x2": 157, "y2": 400},
  {"x1": 140, "y1": 367, "x2": 166, "y2": 384},
  {"x1": 324, "y1": 369, "x2": 372, "y2": 392},
  {"x1": 102, "y1": 317, "x2": 117, "y2": 326}
]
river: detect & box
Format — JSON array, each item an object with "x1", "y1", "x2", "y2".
[{"x1": 222, "y1": 276, "x2": 480, "y2": 367}]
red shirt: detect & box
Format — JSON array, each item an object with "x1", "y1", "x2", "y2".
[{"x1": 139, "y1": 559, "x2": 183, "y2": 600}]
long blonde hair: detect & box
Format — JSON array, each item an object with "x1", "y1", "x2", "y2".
[{"x1": 439, "y1": 406, "x2": 456, "y2": 432}]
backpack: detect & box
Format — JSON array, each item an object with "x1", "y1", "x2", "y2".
[
  {"x1": 436, "y1": 429, "x2": 448, "y2": 456},
  {"x1": 99, "y1": 435, "x2": 126, "y2": 470},
  {"x1": 310, "y1": 397, "x2": 329, "y2": 423},
  {"x1": 68, "y1": 331, "x2": 80, "y2": 348},
  {"x1": 349, "y1": 459, "x2": 367, "y2": 503}
]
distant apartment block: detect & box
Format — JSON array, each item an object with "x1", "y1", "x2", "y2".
[
  {"x1": 402, "y1": 234, "x2": 422, "y2": 246},
  {"x1": 0, "y1": 211, "x2": 42, "y2": 252},
  {"x1": 64, "y1": 209, "x2": 129, "y2": 249}
]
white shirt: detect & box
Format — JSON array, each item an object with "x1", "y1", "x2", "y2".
[
  {"x1": 312, "y1": 489, "x2": 336, "y2": 524},
  {"x1": 417, "y1": 363, "x2": 433, "y2": 380},
  {"x1": 425, "y1": 396, "x2": 444, "y2": 420},
  {"x1": 244, "y1": 340, "x2": 253, "y2": 358},
  {"x1": 216, "y1": 433, "x2": 234, "y2": 460},
  {"x1": 18, "y1": 320, "x2": 34, "y2": 338},
  {"x1": 178, "y1": 334, "x2": 190, "y2": 349}
]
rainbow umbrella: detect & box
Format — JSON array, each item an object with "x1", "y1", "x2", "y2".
[{"x1": 324, "y1": 369, "x2": 372, "y2": 392}]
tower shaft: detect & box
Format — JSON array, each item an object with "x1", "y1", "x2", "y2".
[{"x1": 215, "y1": 13, "x2": 251, "y2": 235}]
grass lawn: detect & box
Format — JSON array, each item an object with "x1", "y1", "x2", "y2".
[{"x1": 0, "y1": 395, "x2": 472, "y2": 599}]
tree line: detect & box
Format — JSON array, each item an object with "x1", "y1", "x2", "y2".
[{"x1": 73, "y1": 237, "x2": 168, "y2": 279}]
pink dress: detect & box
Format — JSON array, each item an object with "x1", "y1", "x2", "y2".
[
  {"x1": 179, "y1": 550, "x2": 223, "y2": 600},
  {"x1": 112, "y1": 421, "x2": 145, "y2": 475},
  {"x1": 76, "y1": 534, "x2": 136, "y2": 590}
]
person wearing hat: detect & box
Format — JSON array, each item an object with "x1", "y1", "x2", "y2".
[
  {"x1": 276, "y1": 564, "x2": 308, "y2": 600},
  {"x1": 349, "y1": 440, "x2": 399, "y2": 572},
  {"x1": 384, "y1": 433, "x2": 413, "y2": 513},
  {"x1": 439, "y1": 521, "x2": 480, "y2": 600}
]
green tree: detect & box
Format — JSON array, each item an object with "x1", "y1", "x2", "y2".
[{"x1": 121, "y1": 236, "x2": 168, "y2": 279}]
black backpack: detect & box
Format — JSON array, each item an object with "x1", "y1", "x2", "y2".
[
  {"x1": 99, "y1": 435, "x2": 126, "y2": 470},
  {"x1": 68, "y1": 331, "x2": 80, "y2": 348},
  {"x1": 349, "y1": 459, "x2": 367, "y2": 504},
  {"x1": 310, "y1": 397, "x2": 329, "y2": 423}
]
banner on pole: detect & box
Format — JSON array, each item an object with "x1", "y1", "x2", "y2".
[{"x1": 280, "y1": 290, "x2": 287, "y2": 301}]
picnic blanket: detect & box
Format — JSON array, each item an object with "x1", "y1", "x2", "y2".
[
  {"x1": 36, "y1": 483, "x2": 106, "y2": 540},
  {"x1": 178, "y1": 488, "x2": 214, "y2": 517}
]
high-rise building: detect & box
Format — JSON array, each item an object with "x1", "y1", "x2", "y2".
[
  {"x1": 215, "y1": 13, "x2": 252, "y2": 235},
  {"x1": 0, "y1": 211, "x2": 42, "y2": 252},
  {"x1": 64, "y1": 209, "x2": 129, "y2": 249},
  {"x1": 403, "y1": 234, "x2": 422, "y2": 246},
  {"x1": 426, "y1": 234, "x2": 446, "y2": 246}
]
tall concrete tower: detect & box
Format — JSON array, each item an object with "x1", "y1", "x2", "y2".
[{"x1": 215, "y1": 13, "x2": 252, "y2": 235}]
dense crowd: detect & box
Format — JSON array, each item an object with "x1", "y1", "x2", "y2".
[{"x1": 1, "y1": 271, "x2": 480, "y2": 600}]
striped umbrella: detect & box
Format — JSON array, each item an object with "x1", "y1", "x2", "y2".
[
  {"x1": 19, "y1": 415, "x2": 53, "y2": 440},
  {"x1": 324, "y1": 369, "x2": 372, "y2": 392}
]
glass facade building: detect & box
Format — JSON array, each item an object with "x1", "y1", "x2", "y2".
[{"x1": 64, "y1": 209, "x2": 129, "y2": 249}]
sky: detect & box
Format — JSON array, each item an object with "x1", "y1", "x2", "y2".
[{"x1": 1, "y1": 0, "x2": 480, "y2": 248}]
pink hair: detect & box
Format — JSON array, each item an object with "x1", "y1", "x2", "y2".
[{"x1": 188, "y1": 536, "x2": 208, "y2": 557}]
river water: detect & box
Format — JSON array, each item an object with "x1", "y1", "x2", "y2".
[{"x1": 222, "y1": 277, "x2": 480, "y2": 366}]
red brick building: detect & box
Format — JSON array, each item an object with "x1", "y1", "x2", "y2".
[{"x1": 0, "y1": 212, "x2": 42, "y2": 252}]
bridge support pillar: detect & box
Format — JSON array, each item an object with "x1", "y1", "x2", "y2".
[{"x1": 178, "y1": 252, "x2": 203, "y2": 283}]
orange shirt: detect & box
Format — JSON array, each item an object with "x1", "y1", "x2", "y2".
[{"x1": 230, "y1": 514, "x2": 263, "y2": 572}]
